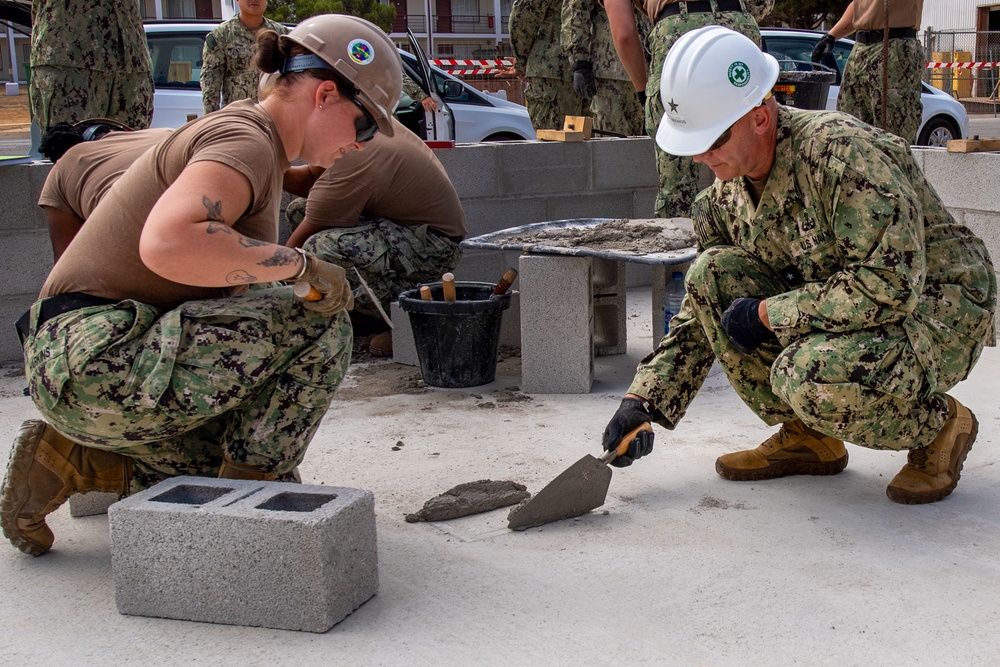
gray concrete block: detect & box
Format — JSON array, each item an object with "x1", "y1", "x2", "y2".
[
  {"x1": 921, "y1": 150, "x2": 1000, "y2": 213},
  {"x1": 110, "y1": 476, "x2": 377, "y2": 633},
  {"x1": 436, "y1": 143, "x2": 502, "y2": 199},
  {"x1": 460, "y1": 198, "x2": 549, "y2": 238},
  {"x1": 543, "y1": 192, "x2": 635, "y2": 222},
  {"x1": 69, "y1": 491, "x2": 118, "y2": 517},
  {"x1": 499, "y1": 142, "x2": 591, "y2": 196},
  {"x1": 592, "y1": 259, "x2": 626, "y2": 356},
  {"x1": 591, "y1": 137, "x2": 657, "y2": 190},
  {"x1": 519, "y1": 254, "x2": 593, "y2": 393}
]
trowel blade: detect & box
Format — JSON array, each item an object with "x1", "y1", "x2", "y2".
[
  {"x1": 507, "y1": 454, "x2": 612, "y2": 531},
  {"x1": 351, "y1": 267, "x2": 393, "y2": 329}
]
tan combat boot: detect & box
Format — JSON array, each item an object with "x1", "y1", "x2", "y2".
[
  {"x1": 368, "y1": 331, "x2": 393, "y2": 358},
  {"x1": 716, "y1": 419, "x2": 848, "y2": 481},
  {"x1": 219, "y1": 456, "x2": 301, "y2": 482},
  {"x1": 1, "y1": 419, "x2": 131, "y2": 556},
  {"x1": 886, "y1": 396, "x2": 978, "y2": 505}
]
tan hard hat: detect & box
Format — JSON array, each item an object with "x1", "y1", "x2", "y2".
[{"x1": 282, "y1": 14, "x2": 403, "y2": 137}]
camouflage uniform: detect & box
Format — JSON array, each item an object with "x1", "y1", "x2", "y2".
[
  {"x1": 629, "y1": 107, "x2": 996, "y2": 452},
  {"x1": 837, "y1": 38, "x2": 923, "y2": 144},
  {"x1": 511, "y1": 0, "x2": 589, "y2": 131},
  {"x1": 743, "y1": 0, "x2": 774, "y2": 22},
  {"x1": 643, "y1": 4, "x2": 759, "y2": 218},
  {"x1": 29, "y1": 0, "x2": 153, "y2": 130},
  {"x1": 296, "y1": 214, "x2": 462, "y2": 322},
  {"x1": 21, "y1": 287, "x2": 353, "y2": 492},
  {"x1": 401, "y1": 71, "x2": 430, "y2": 106},
  {"x1": 561, "y1": 0, "x2": 648, "y2": 136},
  {"x1": 201, "y1": 15, "x2": 287, "y2": 113}
]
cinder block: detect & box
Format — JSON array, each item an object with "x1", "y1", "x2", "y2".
[
  {"x1": 519, "y1": 254, "x2": 593, "y2": 393},
  {"x1": 109, "y1": 476, "x2": 377, "y2": 633},
  {"x1": 592, "y1": 259, "x2": 626, "y2": 356},
  {"x1": 69, "y1": 491, "x2": 118, "y2": 517}
]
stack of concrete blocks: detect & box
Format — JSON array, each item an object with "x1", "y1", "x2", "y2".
[
  {"x1": 592, "y1": 258, "x2": 627, "y2": 356},
  {"x1": 518, "y1": 254, "x2": 594, "y2": 393},
  {"x1": 109, "y1": 476, "x2": 377, "y2": 633}
]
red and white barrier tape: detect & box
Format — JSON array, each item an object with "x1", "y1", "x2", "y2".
[
  {"x1": 926, "y1": 61, "x2": 1000, "y2": 69},
  {"x1": 430, "y1": 59, "x2": 512, "y2": 67}
]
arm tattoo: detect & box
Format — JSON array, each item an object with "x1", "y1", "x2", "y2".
[
  {"x1": 238, "y1": 236, "x2": 269, "y2": 248},
  {"x1": 202, "y1": 195, "x2": 225, "y2": 222},
  {"x1": 258, "y1": 247, "x2": 299, "y2": 268},
  {"x1": 206, "y1": 221, "x2": 233, "y2": 235},
  {"x1": 226, "y1": 270, "x2": 257, "y2": 285}
]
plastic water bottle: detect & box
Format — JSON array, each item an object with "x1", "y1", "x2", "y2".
[{"x1": 663, "y1": 271, "x2": 686, "y2": 334}]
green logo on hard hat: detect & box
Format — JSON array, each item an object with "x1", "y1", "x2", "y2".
[{"x1": 728, "y1": 61, "x2": 750, "y2": 87}]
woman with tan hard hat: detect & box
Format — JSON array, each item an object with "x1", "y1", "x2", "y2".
[{"x1": 2, "y1": 15, "x2": 404, "y2": 557}]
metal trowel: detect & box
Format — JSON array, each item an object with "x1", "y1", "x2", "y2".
[{"x1": 507, "y1": 423, "x2": 653, "y2": 531}]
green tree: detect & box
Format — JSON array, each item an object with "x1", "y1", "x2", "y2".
[
  {"x1": 266, "y1": 0, "x2": 396, "y2": 32},
  {"x1": 761, "y1": 0, "x2": 851, "y2": 29}
]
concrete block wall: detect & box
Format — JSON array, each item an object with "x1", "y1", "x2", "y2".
[
  {"x1": 1, "y1": 141, "x2": 999, "y2": 362},
  {"x1": 109, "y1": 476, "x2": 377, "y2": 633}
]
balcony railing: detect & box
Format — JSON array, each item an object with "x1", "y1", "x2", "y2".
[{"x1": 393, "y1": 14, "x2": 504, "y2": 35}]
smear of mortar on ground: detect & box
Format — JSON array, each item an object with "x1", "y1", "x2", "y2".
[
  {"x1": 405, "y1": 480, "x2": 531, "y2": 522},
  {"x1": 494, "y1": 219, "x2": 695, "y2": 255}
]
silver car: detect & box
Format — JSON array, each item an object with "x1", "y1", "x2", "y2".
[{"x1": 760, "y1": 28, "x2": 969, "y2": 147}]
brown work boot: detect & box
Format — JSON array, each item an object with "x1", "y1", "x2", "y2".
[
  {"x1": 218, "y1": 456, "x2": 300, "y2": 482},
  {"x1": 716, "y1": 419, "x2": 848, "y2": 481},
  {"x1": 1, "y1": 419, "x2": 131, "y2": 556},
  {"x1": 369, "y1": 331, "x2": 393, "y2": 357},
  {"x1": 886, "y1": 396, "x2": 978, "y2": 505}
]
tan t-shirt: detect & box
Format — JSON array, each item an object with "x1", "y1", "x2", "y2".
[
  {"x1": 38, "y1": 128, "x2": 174, "y2": 220},
  {"x1": 304, "y1": 117, "x2": 467, "y2": 239},
  {"x1": 638, "y1": 0, "x2": 676, "y2": 23},
  {"x1": 854, "y1": 0, "x2": 922, "y2": 31},
  {"x1": 41, "y1": 100, "x2": 290, "y2": 309}
]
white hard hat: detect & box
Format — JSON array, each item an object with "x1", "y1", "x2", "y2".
[{"x1": 656, "y1": 25, "x2": 779, "y2": 156}]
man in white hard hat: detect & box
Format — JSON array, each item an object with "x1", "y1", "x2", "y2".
[{"x1": 601, "y1": 26, "x2": 996, "y2": 505}]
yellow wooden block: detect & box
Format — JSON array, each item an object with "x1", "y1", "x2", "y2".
[
  {"x1": 562, "y1": 115, "x2": 593, "y2": 139},
  {"x1": 947, "y1": 138, "x2": 1000, "y2": 153},
  {"x1": 536, "y1": 129, "x2": 586, "y2": 142}
]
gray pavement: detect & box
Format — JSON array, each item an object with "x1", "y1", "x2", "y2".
[
  {"x1": 1, "y1": 288, "x2": 998, "y2": 666},
  {"x1": 968, "y1": 113, "x2": 1000, "y2": 138}
]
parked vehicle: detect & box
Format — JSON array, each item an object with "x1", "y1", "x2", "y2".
[
  {"x1": 760, "y1": 28, "x2": 969, "y2": 147},
  {"x1": 144, "y1": 20, "x2": 535, "y2": 142}
]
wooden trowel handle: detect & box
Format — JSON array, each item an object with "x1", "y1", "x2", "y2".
[
  {"x1": 293, "y1": 281, "x2": 322, "y2": 302},
  {"x1": 600, "y1": 423, "x2": 654, "y2": 464}
]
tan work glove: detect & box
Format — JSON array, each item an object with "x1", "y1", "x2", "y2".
[{"x1": 293, "y1": 250, "x2": 354, "y2": 315}]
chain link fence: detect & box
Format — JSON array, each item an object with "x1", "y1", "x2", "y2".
[{"x1": 923, "y1": 29, "x2": 1000, "y2": 102}]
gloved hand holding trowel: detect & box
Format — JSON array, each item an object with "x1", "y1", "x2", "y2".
[{"x1": 602, "y1": 395, "x2": 655, "y2": 467}]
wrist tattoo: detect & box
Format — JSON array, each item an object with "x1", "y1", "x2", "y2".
[{"x1": 258, "y1": 247, "x2": 299, "y2": 268}]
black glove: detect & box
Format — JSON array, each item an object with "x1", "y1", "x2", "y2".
[
  {"x1": 636, "y1": 89, "x2": 646, "y2": 106},
  {"x1": 721, "y1": 297, "x2": 775, "y2": 355},
  {"x1": 572, "y1": 60, "x2": 596, "y2": 99},
  {"x1": 811, "y1": 33, "x2": 836, "y2": 64},
  {"x1": 602, "y1": 398, "x2": 654, "y2": 468}
]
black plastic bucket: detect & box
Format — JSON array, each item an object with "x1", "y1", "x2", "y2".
[
  {"x1": 398, "y1": 281, "x2": 512, "y2": 388},
  {"x1": 773, "y1": 63, "x2": 836, "y2": 110}
]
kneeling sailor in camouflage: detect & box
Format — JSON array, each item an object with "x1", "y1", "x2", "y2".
[
  {"x1": 1, "y1": 15, "x2": 404, "y2": 555},
  {"x1": 602, "y1": 27, "x2": 996, "y2": 504}
]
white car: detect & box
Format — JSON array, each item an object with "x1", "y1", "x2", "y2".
[
  {"x1": 760, "y1": 28, "x2": 969, "y2": 147},
  {"x1": 144, "y1": 21, "x2": 535, "y2": 143}
]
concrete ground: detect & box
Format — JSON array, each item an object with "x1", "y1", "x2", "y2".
[{"x1": 0, "y1": 287, "x2": 997, "y2": 666}]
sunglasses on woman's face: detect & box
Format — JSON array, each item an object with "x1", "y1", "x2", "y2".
[{"x1": 346, "y1": 94, "x2": 378, "y2": 143}]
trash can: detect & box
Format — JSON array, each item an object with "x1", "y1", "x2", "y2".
[
  {"x1": 772, "y1": 62, "x2": 836, "y2": 110},
  {"x1": 398, "y1": 281, "x2": 512, "y2": 388}
]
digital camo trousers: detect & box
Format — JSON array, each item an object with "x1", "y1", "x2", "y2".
[
  {"x1": 645, "y1": 12, "x2": 760, "y2": 218},
  {"x1": 524, "y1": 77, "x2": 589, "y2": 132},
  {"x1": 837, "y1": 38, "x2": 923, "y2": 145},
  {"x1": 685, "y1": 246, "x2": 980, "y2": 450},
  {"x1": 291, "y1": 208, "x2": 462, "y2": 322},
  {"x1": 29, "y1": 65, "x2": 154, "y2": 131},
  {"x1": 22, "y1": 286, "x2": 352, "y2": 491},
  {"x1": 591, "y1": 78, "x2": 645, "y2": 136}
]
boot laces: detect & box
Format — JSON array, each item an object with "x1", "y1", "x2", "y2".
[{"x1": 907, "y1": 446, "x2": 930, "y2": 469}]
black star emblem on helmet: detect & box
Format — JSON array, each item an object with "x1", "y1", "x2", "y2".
[{"x1": 668, "y1": 98, "x2": 679, "y2": 113}]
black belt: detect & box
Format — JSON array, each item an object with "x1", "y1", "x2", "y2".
[
  {"x1": 853, "y1": 27, "x2": 917, "y2": 44},
  {"x1": 657, "y1": 0, "x2": 744, "y2": 21},
  {"x1": 15, "y1": 292, "x2": 118, "y2": 347}
]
